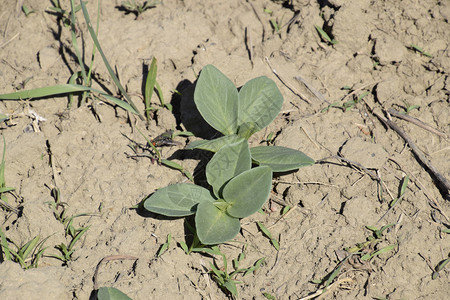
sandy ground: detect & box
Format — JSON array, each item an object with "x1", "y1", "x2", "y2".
[{"x1": 0, "y1": 0, "x2": 449, "y2": 299}]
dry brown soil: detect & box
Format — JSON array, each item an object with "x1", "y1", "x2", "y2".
[{"x1": 0, "y1": 0, "x2": 449, "y2": 299}]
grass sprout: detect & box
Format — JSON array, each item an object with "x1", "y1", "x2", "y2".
[
  {"x1": 432, "y1": 253, "x2": 450, "y2": 279},
  {"x1": 0, "y1": 228, "x2": 49, "y2": 269},
  {"x1": 22, "y1": 5, "x2": 35, "y2": 17},
  {"x1": 45, "y1": 187, "x2": 98, "y2": 263},
  {"x1": 157, "y1": 234, "x2": 171, "y2": 257},
  {"x1": 257, "y1": 222, "x2": 280, "y2": 251},
  {"x1": 197, "y1": 246, "x2": 265, "y2": 297},
  {"x1": 409, "y1": 44, "x2": 433, "y2": 58},
  {"x1": 315, "y1": 25, "x2": 337, "y2": 45},
  {"x1": 120, "y1": 1, "x2": 159, "y2": 19}
]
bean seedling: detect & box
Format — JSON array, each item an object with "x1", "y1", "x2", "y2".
[{"x1": 143, "y1": 65, "x2": 315, "y2": 245}]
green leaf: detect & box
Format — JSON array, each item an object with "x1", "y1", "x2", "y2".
[
  {"x1": 144, "y1": 184, "x2": 215, "y2": 217},
  {"x1": 223, "y1": 280, "x2": 238, "y2": 297},
  {"x1": 0, "y1": 84, "x2": 90, "y2": 99},
  {"x1": 361, "y1": 244, "x2": 396, "y2": 261},
  {"x1": 237, "y1": 76, "x2": 283, "y2": 136},
  {"x1": 194, "y1": 65, "x2": 239, "y2": 135},
  {"x1": 97, "y1": 287, "x2": 132, "y2": 300},
  {"x1": 250, "y1": 146, "x2": 315, "y2": 172},
  {"x1": 315, "y1": 25, "x2": 337, "y2": 44},
  {"x1": 178, "y1": 241, "x2": 189, "y2": 254},
  {"x1": 206, "y1": 140, "x2": 251, "y2": 197},
  {"x1": 224, "y1": 166, "x2": 272, "y2": 219},
  {"x1": 263, "y1": 292, "x2": 276, "y2": 300},
  {"x1": 195, "y1": 201, "x2": 241, "y2": 245},
  {"x1": 237, "y1": 122, "x2": 258, "y2": 139},
  {"x1": 256, "y1": 222, "x2": 273, "y2": 239},
  {"x1": 186, "y1": 135, "x2": 244, "y2": 152},
  {"x1": 80, "y1": 1, "x2": 143, "y2": 119},
  {"x1": 144, "y1": 57, "x2": 157, "y2": 121},
  {"x1": 0, "y1": 227, "x2": 12, "y2": 261},
  {"x1": 20, "y1": 236, "x2": 40, "y2": 260},
  {"x1": 161, "y1": 159, "x2": 184, "y2": 170},
  {"x1": 0, "y1": 84, "x2": 139, "y2": 115}
]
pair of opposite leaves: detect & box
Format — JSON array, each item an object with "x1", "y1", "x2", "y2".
[
  {"x1": 144, "y1": 140, "x2": 272, "y2": 244},
  {"x1": 187, "y1": 64, "x2": 315, "y2": 173}
]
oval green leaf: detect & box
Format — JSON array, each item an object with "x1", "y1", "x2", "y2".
[
  {"x1": 143, "y1": 183, "x2": 215, "y2": 217},
  {"x1": 194, "y1": 65, "x2": 239, "y2": 135},
  {"x1": 251, "y1": 146, "x2": 315, "y2": 172},
  {"x1": 195, "y1": 201, "x2": 241, "y2": 245},
  {"x1": 206, "y1": 140, "x2": 251, "y2": 198},
  {"x1": 237, "y1": 76, "x2": 283, "y2": 135},
  {"x1": 223, "y1": 166, "x2": 272, "y2": 219},
  {"x1": 97, "y1": 287, "x2": 132, "y2": 300},
  {"x1": 186, "y1": 135, "x2": 244, "y2": 152}
]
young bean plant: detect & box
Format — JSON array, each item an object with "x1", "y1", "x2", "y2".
[{"x1": 143, "y1": 65, "x2": 314, "y2": 245}]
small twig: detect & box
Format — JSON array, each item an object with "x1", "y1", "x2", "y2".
[
  {"x1": 244, "y1": 27, "x2": 253, "y2": 66},
  {"x1": 0, "y1": 32, "x2": 19, "y2": 49},
  {"x1": 265, "y1": 57, "x2": 312, "y2": 104},
  {"x1": 300, "y1": 126, "x2": 321, "y2": 149},
  {"x1": 0, "y1": 198, "x2": 20, "y2": 214},
  {"x1": 340, "y1": 81, "x2": 379, "y2": 103},
  {"x1": 299, "y1": 277, "x2": 355, "y2": 300},
  {"x1": 379, "y1": 169, "x2": 396, "y2": 202},
  {"x1": 317, "y1": 155, "x2": 380, "y2": 182},
  {"x1": 266, "y1": 250, "x2": 282, "y2": 276},
  {"x1": 372, "y1": 109, "x2": 450, "y2": 200},
  {"x1": 388, "y1": 108, "x2": 447, "y2": 138},
  {"x1": 93, "y1": 254, "x2": 138, "y2": 290},
  {"x1": 276, "y1": 180, "x2": 339, "y2": 188},
  {"x1": 249, "y1": 2, "x2": 266, "y2": 43},
  {"x1": 418, "y1": 253, "x2": 435, "y2": 273},
  {"x1": 268, "y1": 206, "x2": 298, "y2": 230},
  {"x1": 294, "y1": 75, "x2": 330, "y2": 104},
  {"x1": 388, "y1": 157, "x2": 449, "y2": 221}
]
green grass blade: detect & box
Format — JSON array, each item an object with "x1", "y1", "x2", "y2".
[
  {"x1": 67, "y1": 71, "x2": 82, "y2": 108},
  {"x1": 243, "y1": 257, "x2": 265, "y2": 276},
  {"x1": 96, "y1": 92, "x2": 139, "y2": 115},
  {"x1": 361, "y1": 244, "x2": 396, "y2": 261},
  {"x1": 0, "y1": 135, "x2": 7, "y2": 190},
  {"x1": 85, "y1": 0, "x2": 100, "y2": 87},
  {"x1": 145, "y1": 57, "x2": 157, "y2": 121},
  {"x1": 21, "y1": 236, "x2": 40, "y2": 261},
  {"x1": 0, "y1": 84, "x2": 90, "y2": 100},
  {"x1": 399, "y1": 175, "x2": 409, "y2": 196},
  {"x1": 0, "y1": 187, "x2": 15, "y2": 193},
  {"x1": 0, "y1": 84, "x2": 139, "y2": 115},
  {"x1": 69, "y1": 0, "x2": 87, "y2": 85},
  {"x1": 154, "y1": 80, "x2": 170, "y2": 110},
  {"x1": 68, "y1": 226, "x2": 89, "y2": 250},
  {"x1": 0, "y1": 227, "x2": 12, "y2": 261},
  {"x1": 178, "y1": 241, "x2": 189, "y2": 254},
  {"x1": 80, "y1": 1, "x2": 143, "y2": 120},
  {"x1": 270, "y1": 238, "x2": 280, "y2": 251},
  {"x1": 315, "y1": 25, "x2": 333, "y2": 44},
  {"x1": 256, "y1": 222, "x2": 273, "y2": 239},
  {"x1": 324, "y1": 259, "x2": 345, "y2": 290}
]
